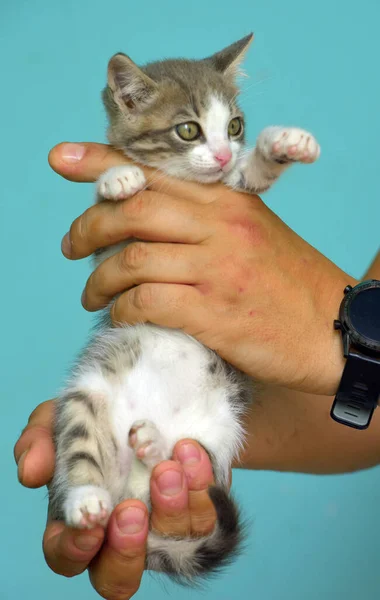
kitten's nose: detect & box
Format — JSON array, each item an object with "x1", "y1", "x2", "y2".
[{"x1": 214, "y1": 149, "x2": 232, "y2": 168}]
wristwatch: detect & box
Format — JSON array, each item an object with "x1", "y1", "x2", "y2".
[{"x1": 331, "y1": 279, "x2": 380, "y2": 429}]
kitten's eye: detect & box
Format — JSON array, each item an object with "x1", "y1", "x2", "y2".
[
  {"x1": 228, "y1": 117, "x2": 243, "y2": 137},
  {"x1": 176, "y1": 122, "x2": 201, "y2": 141}
]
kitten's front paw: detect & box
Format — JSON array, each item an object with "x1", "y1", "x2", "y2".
[
  {"x1": 97, "y1": 165, "x2": 146, "y2": 201},
  {"x1": 128, "y1": 420, "x2": 168, "y2": 470},
  {"x1": 64, "y1": 485, "x2": 112, "y2": 529},
  {"x1": 258, "y1": 127, "x2": 320, "y2": 164}
]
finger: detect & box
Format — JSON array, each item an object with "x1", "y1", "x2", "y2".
[
  {"x1": 111, "y1": 283, "x2": 206, "y2": 331},
  {"x1": 83, "y1": 242, "x2": 203, "y2": 311},
  {"x1": 48, "y1": 143, "x2": 134, "y2": 183},
  {"x1": 43, "y1": 520, "x2": 104, "y2": 578},
  {"x1": 89, "y1": 500, "x2": 148, "y2": 600},
  {"x1": 14, "y1": 400, "x2": 55, "y2": 488},
  {"x1": 63, "y1": 190, "x2": 211, "y2": 261},
  {"x1": 173, "y1": 441, "x2": 217, "y2": 536},
  {"x1": 48, "y1": 141, "x2": 223, "y2": 206},
  {"x1": 150, "y1": 461, "x2": 191, "y2": 536}
]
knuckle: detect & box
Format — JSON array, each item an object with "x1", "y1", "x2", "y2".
[
  {"x1": 84, "y1": 271, "x2": 97, "y2": 296},
  {"x1": 87, "y1": 210, "x2": 105, "y2": 241},
  {"x1": 131, "y1": 284, "x2": 154, "y2": 311},
  {"x1": 120, "y1": 242, "x2": 148, "y2": 273},
  {"x1": 153, "y1": 512, "x2": 190, "y2": 534},
  {"x1": 71, "y1": 207, "x2": 106, "y2": 254},
  {"x1": 20, "y1": 425, "x2": 51, "y2": 441},
  {"x1": 191, "y1": 507, "x2": 217, "y2": 535},
  {"x1": 85, "y1": 269, "x2": 106, "y2": 302},
  {"x1": 122, "y1": 190, "x2": 153, "y2": 220},
  {"x1": 69, "y1": 216, "x2": 84, "y2": 249}
]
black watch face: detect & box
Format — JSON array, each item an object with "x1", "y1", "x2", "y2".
[{"x1": 346, "y1": 285, "x2": 380, "y2": 349}]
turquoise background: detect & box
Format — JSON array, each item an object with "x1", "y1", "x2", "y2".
[{"x1": 1, "y1": 0, "x2": 380, "y2": 598}]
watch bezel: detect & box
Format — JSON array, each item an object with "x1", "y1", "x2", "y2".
[{"x1": 339, "y1": 280, "x2": 380, "y2": 353}]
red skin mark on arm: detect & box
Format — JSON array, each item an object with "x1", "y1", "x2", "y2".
[{"x1": 225, "y1": 218, "x2": 265, "y2": 246}]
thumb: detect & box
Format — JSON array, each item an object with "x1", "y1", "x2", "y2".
[
  {"x1": 48, "y1": 142, "x2": 143, "y2": 183},
  {"x1": 14, "y1": 400, "x2": 55, "y2": 488}
]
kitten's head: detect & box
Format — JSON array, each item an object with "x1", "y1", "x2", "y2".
[{"x1": 102, "y1": 34, "x2": 253, "y2": 183}]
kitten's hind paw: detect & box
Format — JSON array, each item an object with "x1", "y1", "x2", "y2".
[
  {"x1": 97, "y1": 165, "x2": 146, "y2": 201},
  {"x1": 64, "y1": 485, "x2": 112, "y2": 529},
  {"x1": 258, "y1": 127, "x2": 320, "y2": 164},
  {"x1": 128, "y1": 420, "x2": 168, "y2": 470}
]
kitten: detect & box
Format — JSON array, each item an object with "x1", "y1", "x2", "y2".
[{"x1": 50, "y1": 33, "x2": 320, "y2": 583}]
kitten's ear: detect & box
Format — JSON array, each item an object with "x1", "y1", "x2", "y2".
[
  {"x1": 107, "y1": 53, "x2": 158, "y2": 112},
  {"x1": 205, "y1": 33, "x2": 253, "y2": 78}
]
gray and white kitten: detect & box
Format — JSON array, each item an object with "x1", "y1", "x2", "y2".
[{"x1": 50, "y1": 34, "x2": 320, "y2": 583}]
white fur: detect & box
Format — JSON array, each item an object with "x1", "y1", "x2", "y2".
[
  {"x1": 64, "y1": 484, "x2": 112, "y2": 529},
  {"x1": 225, "y1": 126, "x2": 320, "y2": 191},
  {"x1": 63, "y1": 325, "x2": 245, "y2": 525},
  {"x1": 186, "y1": 95, "x2": 240, "y2": 182},
  {"x1": 128, "y1": 419, "x2": 169, "y2": 469},
  {"x1": 97, "y1": 165, "x2": 146, "y2": 200},
  {"x1": 256, "y1": 126, "x2": 320, "y2": 163}
]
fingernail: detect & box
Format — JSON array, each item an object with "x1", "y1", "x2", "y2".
[
  {"x1": 74, "y1": 534, "x2": 100, "y2": 551},
  {"x1": 17, "y1": 450, "x2": 28, "y2": 483},
  {"x1": 60, "y1": 143, "x2": 85, "y2": 163},
  {"x1": 116, "y1": 506, "x2": 146, "y2": 535},
  {"x1": 176, "y1": 443, "x2": 201, "y2": 466},
  {"x1": 61, "y1": 232, "x2": 71, "y2": 257},
  {"x1": 156, "y1": 469, "x2": 183, "y2": 496}
]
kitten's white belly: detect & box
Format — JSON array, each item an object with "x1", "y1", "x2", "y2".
[
  {"x1": 75, "y1": 325, "x2": 242, "y2": 485},
  {"x1": 112, "y1": 328, "x2": 235, "y2": 450}
]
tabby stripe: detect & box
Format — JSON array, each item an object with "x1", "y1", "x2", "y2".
[
  {"x1": 67, "y1": 452, "x2": 103, "y2": 476},
  {"x1": 102, "y1": 362, "x2": 117, "y2": 375},
  {"x1": 128, "y1": 126, "x2": 174, "y2": 144},
  {"x1": 132, "y1": 145, "x2": 171, "y2": 153},
  {"x1": 63, "y1": 423, "x2": 89, "y2": 444},
  {"x1": 67, "y1": 391, "x2": 96, "y2": 417},
  {"x1": 189, "y1": 95, "x2": 200, "y2": 118}
]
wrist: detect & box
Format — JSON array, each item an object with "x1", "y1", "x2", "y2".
[{"x1": 312, "y1": 273, "x2": 359, "y2": 396}]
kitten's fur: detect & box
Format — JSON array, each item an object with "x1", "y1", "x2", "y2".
[{"x1": 50, "y1": 34, "x2": 320, "y2": 584}]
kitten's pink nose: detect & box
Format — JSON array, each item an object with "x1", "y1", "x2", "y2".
[{"x1": 214, "y1": 149, "x2": 232, "y2": 168}]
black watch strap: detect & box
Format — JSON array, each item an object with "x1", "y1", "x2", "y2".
[{"x1": 331, "y1": 351, "x2": 380, "y2": 429}]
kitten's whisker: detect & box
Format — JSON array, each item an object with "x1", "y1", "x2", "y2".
[{"x1": 139, "y1": 169, "x2": 171, "y2": 193}]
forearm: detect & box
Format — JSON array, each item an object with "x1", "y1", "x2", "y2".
[
  {"x1": 236, "y1": 250, "x2": 380, "y2": 474},
  {"x1": 236, "y1": 385, "x2": 380, "y2": 474}
]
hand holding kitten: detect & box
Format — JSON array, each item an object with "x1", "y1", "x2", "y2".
[
  {"x1": 14, "y1": 400, "x2": 217, "y2": 599},
  {"x1": 52, "y1": 141, "x2": 356, "y2": 397}
]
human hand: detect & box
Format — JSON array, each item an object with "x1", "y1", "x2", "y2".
[
  {"x1": 50, "y1": 142, "x2": 357, "y2": 395},
  {"x1": 14, "y1": 400, "x2": 217, "y2": 600}
]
